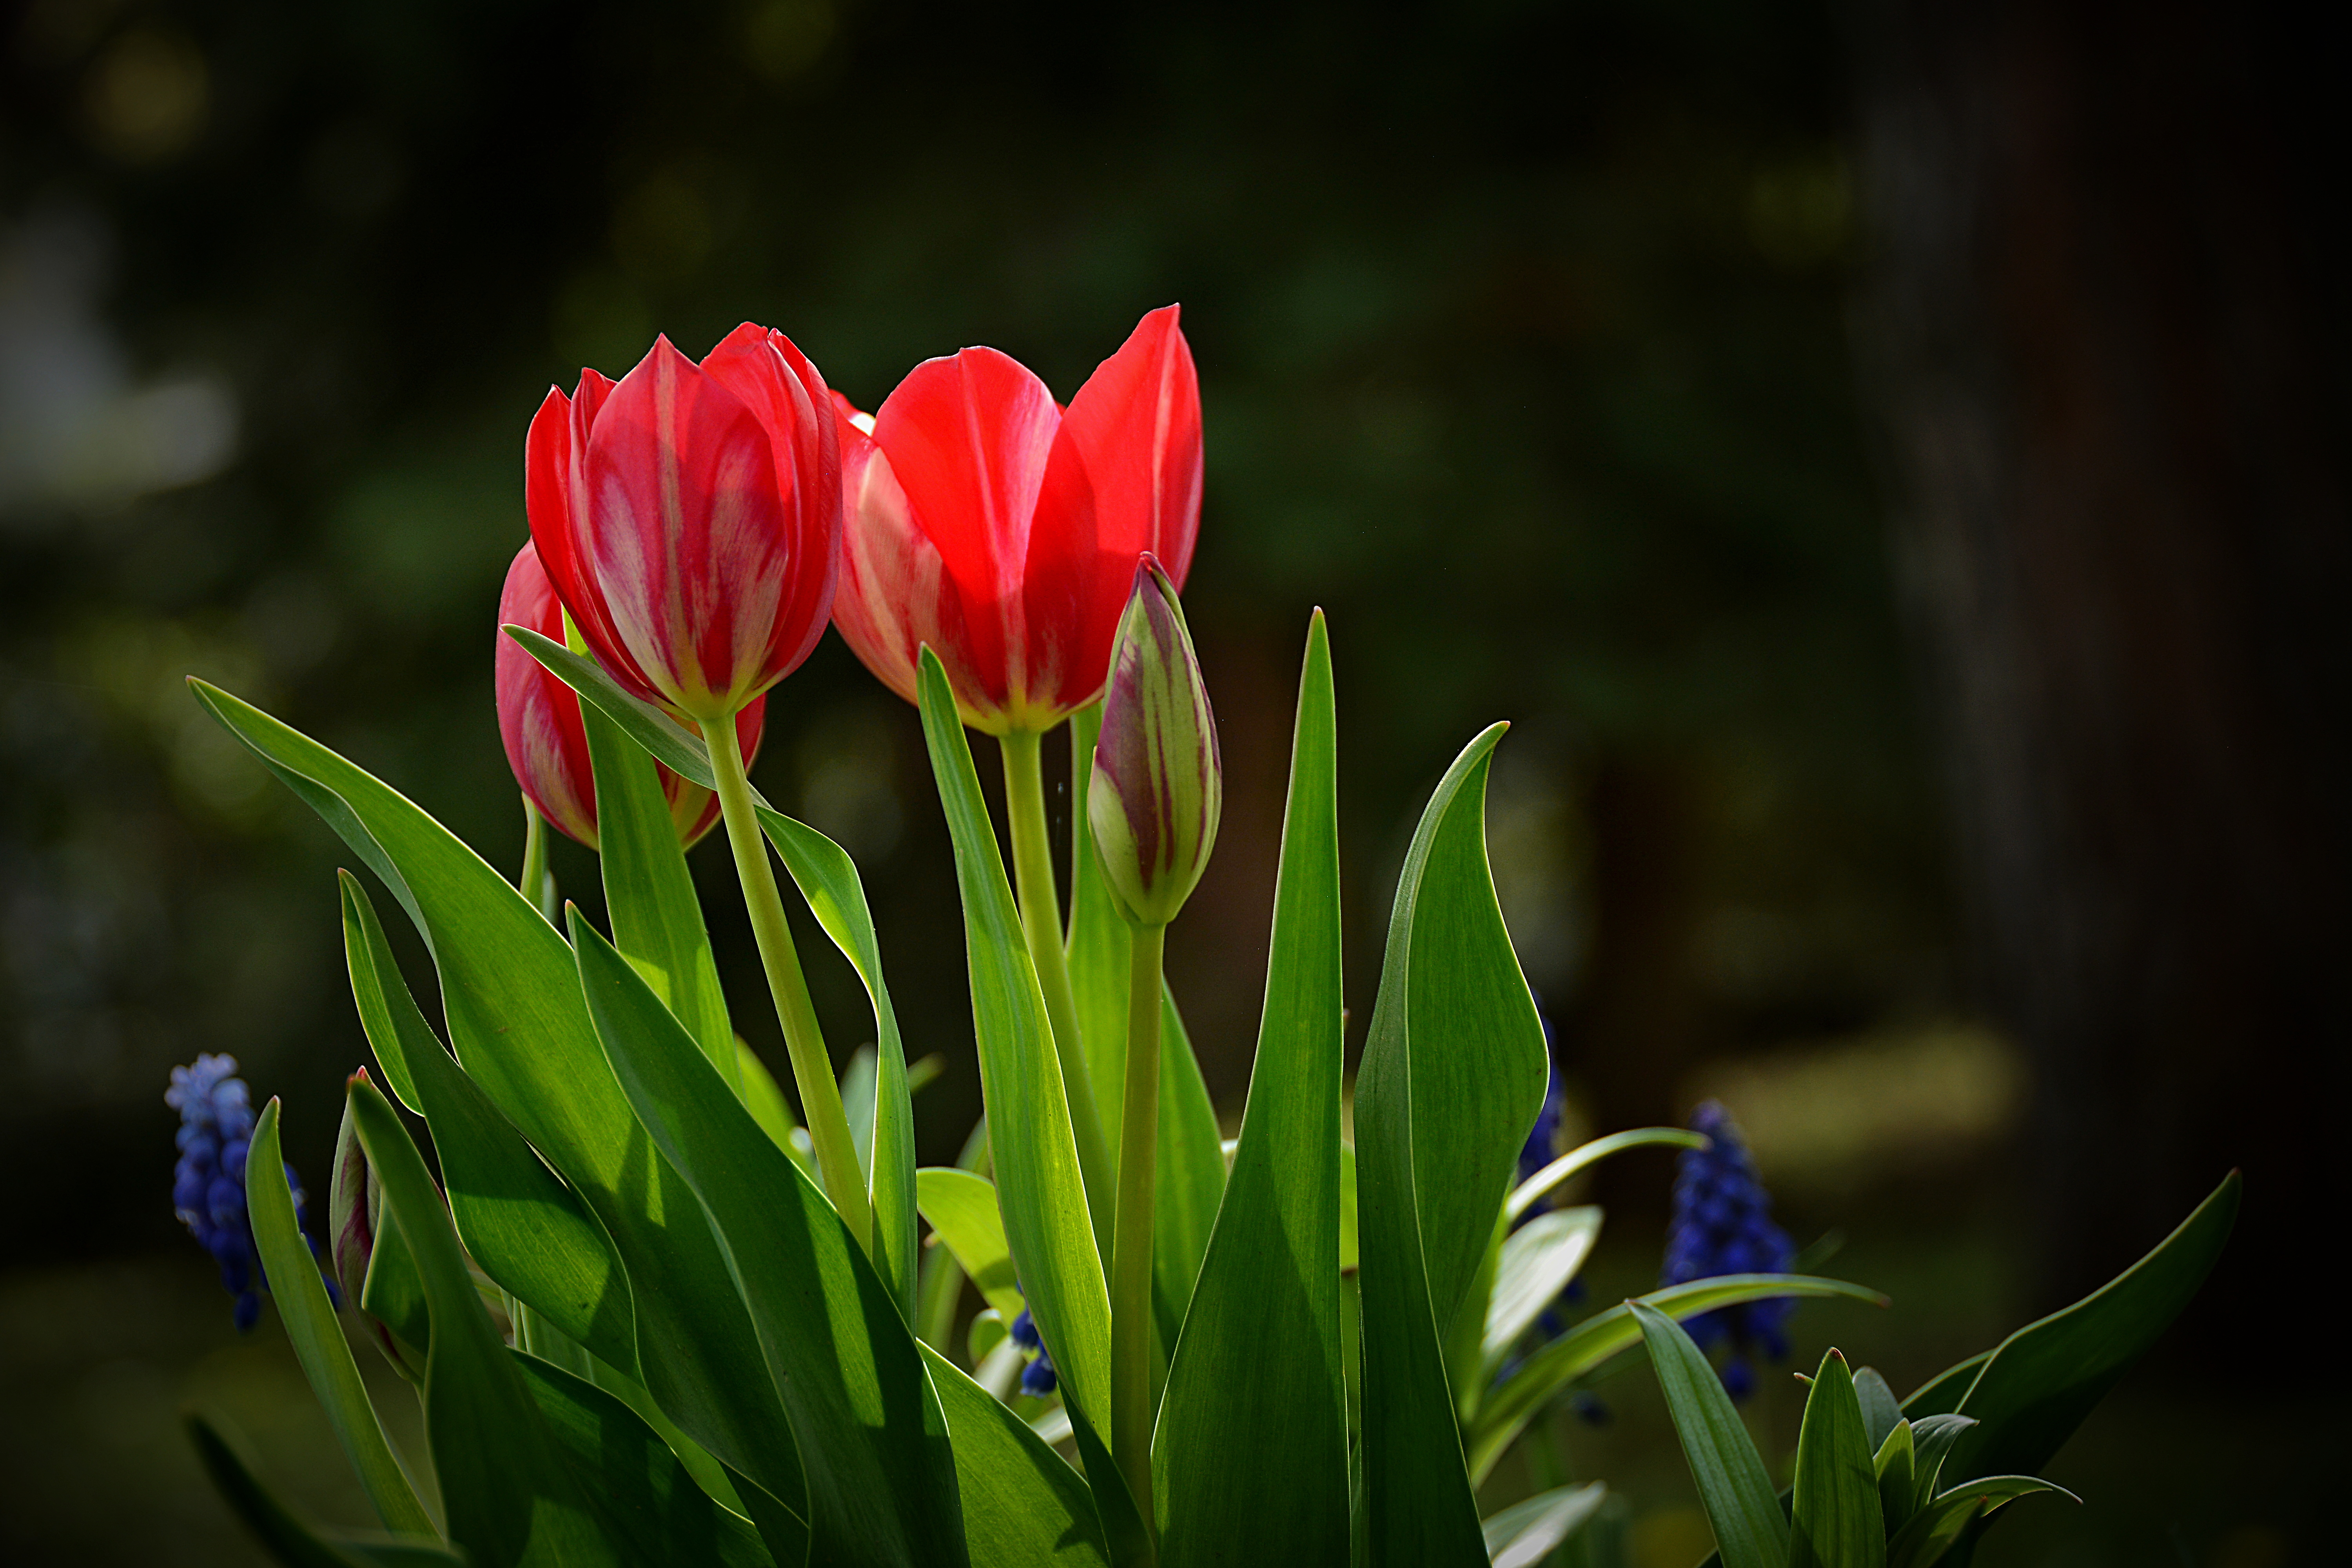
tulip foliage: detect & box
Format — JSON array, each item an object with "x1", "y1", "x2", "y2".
[{"x1": 178, "y1": 314, "x2": 2233, "y2": 1568}]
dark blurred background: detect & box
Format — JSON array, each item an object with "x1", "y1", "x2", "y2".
[{"x1": 2, "y1": 0, "x2": 2341, "y2": 1563}]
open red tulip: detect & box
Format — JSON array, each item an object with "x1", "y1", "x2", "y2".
[
  {"x1": 526, "y1": 325, "x2": 840, "y2": 723},
  {"x1": 830, "y1": 304, "x2": 1201, "y2": 733},
  {"x1": 495, "y1": 543, "x2": 763, "y2": 849}
]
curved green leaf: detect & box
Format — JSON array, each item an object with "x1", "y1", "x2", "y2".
[
  {"x1": 505, "y1": 626, "x2": 714, "y2": 784},
  {"x1": 1906, "y1": 1416, "x2": 1975, "y2": 1512},
  {"x1": 1471, "y1": 1275, "x2": 1887, "y2": 1485},
  {"x1": 915, "y1": 648, "x2": 1112, "y2": 1434},
  {"x1": 572, "y1": 912, "x2": 965, "y2": 1566},
  {"x1": 577, "y1": 661, "x2": 737, "y2": 1086},
  {"x1": 514, "y1": 1350, "x2": 772, "y2": 1567},
  {"x1": 1947, "y1": 1171, "x2": 2239, "y2": 1483},
  {"x1": 192, "y1": 681, "x2": 809, "y2": 1536},
  {"x1": 185, "y1": 1410, "x2": 461, "y2": 1568},
  {"x1": 245, "y1": 1101, "x2": 436, "y2": 1535},
  {"x1": 924, "y1": 1345, "x2": 1112, "y2": 1568},
  {"x1": 1873, "y1": 1421, "x2": 1916, "y2": 1535},
  {"x1": 917, "y1": 1168, "x2": 1025, "y2": 1324},
  {"x1": 1886, "y1": 1477, "x2": 2073, "y2": 1568},
  {"x1": 1504, "y1": 1129, "x2": 1708, "y2": 1225},
  {"x1": 1631, "y1": 1301, "x2": 1788, "y2": 1568},
  {"x1": 1852, "y1": 1368, "x2": 1902, "y2": 1456},
  {"x1": 1481, "y1": 1483, "x2": 1608, "y2": 1568},
  {"x1": 342, "y1": 873, "x2": 635, "y2": 1372},
  {"x1": 1151, "y1": 988, "x2": 1226, "y2": 1361},
  {"x1": 1483, "y1": 1207, "x2": 1601, "y2": 1371},
  {"x1": 1155, "y1": 610, "x2": 1349, "y2": 1568},
  {"x1": 1788, "y1": 1350, "x2": 1883, "y2": 1568},
  {"x1": 1354, "y1": 723, "x2": 1549, "y2": 1567},
  {"x1": 349, "y1": 1076, "x2": 617, "y2": 1568},
  {"x1": 337, "y1": 875, "x2": 425, "y2": 1115},
  {"x1": 756, "y1": 807, "x2": 920, "y2": 1322}
]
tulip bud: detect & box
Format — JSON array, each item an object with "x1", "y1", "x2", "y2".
[
  {"x1": 328, "y1": 1068, "x2": 421, "y2": 1381},
  {"x1": 1088, "y1": 555, "x2": 1221, "y2": 926},
  {"x1": 496, "y1": 542, "x2": 762, "y2": 848}
]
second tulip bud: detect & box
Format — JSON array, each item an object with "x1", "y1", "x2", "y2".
[{"x1": 1088, "y1": 555, "x2": 1221, "y2": 926}]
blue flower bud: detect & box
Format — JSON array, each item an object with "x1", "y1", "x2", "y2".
[{"x1": 1660, "y1": 1099, "x2": 1795, "y2": 1401}]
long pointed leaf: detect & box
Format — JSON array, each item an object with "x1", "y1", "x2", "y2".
[
  {"x1": 577, "y1": 667, "x2": 738, "y2": 1085},
  {"x1": 1151, "y1": 988, "x2": 1226, "y2": 1361},
  {"x1": 915, "y1": 648, "x2": 1112, "y2": 1434},
  {"x1": 245, "y1": 1101, "x2": 436, "y2": 1535},
  {"x1": 1947, "y1": 1172, "x2": 2239, "y2": 1483},
  {"x1": 571, "y1": 911, "x2": 965, "y2": 1567},
  {"x1": 1354, "y1": 723, "x2": 1549, "y2": 1567},
  {"x1": 1481, "y1": 1483, "x2": 1609, "y2": 1568},
  {"x1": 1630, "y1": 1301, "x2": 1788, "y2": 1568},
  {"x1": 192, "y1": 681, "x2": 809, "y2": 1536},
  {"x1": 341, "y1": 872, "x2": 636, "y2": 1371},
  {"x1": 514, "y1": 1351, "x2": 773, "y2": 1567},
  {"x1": 349, "y1": 1077, "x2": 618, "y2": 1568},
  {"x1": 1483, "y1": 1207, "x2": 1602, "y2": 1370},
  {"x1": 1154, "y1": 609, "x2": 1349, "y2": 1567},
  {"x1": 756, "y1": 807, "x2": 920, "y2": 1322},
  {"x1": 1469, "y1": 1274, "x2": 1887, "y2": 1485},
  {"x1": 186, "y1": 1410, "x2": 461, "y2": 1568},
  {"x1": 1788, "y1": 1350, "x2": 1884, "y2": 1568},
  {"x1": 916, "y1": 1167, "x2": 1027, "y2": 1324},
  {"x1": 923, "y1": 1345, "x2": 1113, "y2": 1567}
]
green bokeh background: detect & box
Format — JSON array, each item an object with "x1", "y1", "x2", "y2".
[{"x1": 0, "y1": 3, "x2": 2308, "y2": 1564}]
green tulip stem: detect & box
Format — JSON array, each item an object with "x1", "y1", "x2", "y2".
[
  {"x1": 1111, "y1": 917, "x2": 1165, "y2": 1527},
  {"x1": 707, "y1": 704, "x2": 874, "y2": 1259},
  {"x1": 999, "y1": 728, "x2": 1114, "y2": 1228},
  {"x1": 517, "y1": 794, "x2": 551, "y2": 919}
]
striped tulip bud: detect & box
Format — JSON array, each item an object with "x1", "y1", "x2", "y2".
[{"x1": 1087, "y1": 555, "x2": 1220, "y2": 926}]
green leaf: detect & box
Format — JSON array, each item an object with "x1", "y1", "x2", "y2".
[
  {"x1": 1154, "y1": 610, "x2": 1349, "y2": 1568},
  {"x1": 1470, "y1": 1275, "x2": 1888, "y2": 1486},
  {"x1": 336, "y1": 874, "x2": 426, "y2": 1115},
  {"x1": 1852, "y1": 1368, "x2": 1902, "y2": 1456},
  {"x1": 1906, "y1": 1416, "x2": 1975, "y2": 1513},
  {"x1": 1885, "y1": 1477, "x2": 2073, "y2": 1568},
  {"x1": 1352, "y1": 723, "x2": 1553, "y2": 1567},
  {"x1": 513, "y1": 1350, "x2": 773, "y2": 1567},
  {"x1": 185, "y1": 1410, "x2": 462, "y2": 1568},
  {"x1": 1447, "y1": 1221, "x2": 1506, "y2": 1425},
  {"x1": 736, "y1": 1040, "x2": 808, "y2": 1165},
  {"x1": 505, "y1": 626, "x2": 715, "y2": 785},
  {"x1": 757, "y1": 806, "x2": 922, "y2": 1323},
  {"x1": 1873, "y1": 1421, "x2": 1916, "y2": 1535},
  {"x1": 915, "y1": 648, "x2": 1112, "y2": 1435},
  {"x1": 359, "y1": 1204, "x2": 429, "y2": 1374},
  {"x1": 571, "y1": 911, "x2": 966, "y2": 1565},
  {"x1": 577, "y1": 666, "x2": 738, "y2": 1087},
  {"x1": 917, "y1": 1167, "x2": 1027, "y2": 1324},
  {"x1": 1946, "y1": 1172, "x2": 2239, "y2": 1484},
  {"x1": 1066, "y1": 701, "x2": 1129, "y2": 1150},
  {"x1": 246, "y1": 1100, "x2": 437, "y2": 1536},
  {"x1": 1504, "y1": 1129, "x2": 1709, "y2": 1225},
  {"x1": 1898, "y1": 1359, "x2": 1985, "y2": 1421},
  {"x1": 1483, "y1": 1207, "x2": 1602, "y2": 1372},
  {"x1": 348, "y1": 1076, "x2": 619, "y2": 1568},
  {"x1": 1151, "y1": 987, "x2": 1227, "y2": 1362},
  {"x1": 191, "y1": 681, "x2": 809, "y2": 1534},
  {"x1": 341, "y1": 872, "x2": 636, "y2": 1373},
  {"x1": 923, "y1": 1344, "x2": 1113, "y2": 1568},
  {"x1": 1630, "y1": 1301, "x2": 1789, "y2": 1568},
  {"x1": 1481, "y1": 1482, "x2": 1609, "y2": 1568},
  {"x1": 1788, "y1": 1350, "x2": 1883, "y2": 1568}
]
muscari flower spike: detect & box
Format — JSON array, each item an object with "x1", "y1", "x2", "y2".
[
  {"x1": 169, "y1": 1054, "x2": 336, "y2": 1331},
  {"x1": 1660, "y1": 1098, "x2": 1795, "y2": 1401},
  {"x1": 1008, "y1": 1305, "x2": 1058, "y2": 1398}
]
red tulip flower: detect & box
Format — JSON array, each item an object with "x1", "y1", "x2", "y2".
[
  {"x1": 526, "y1": 325, "x2": 840, "y2": 724},
  {"x1": 495, "y1": 543, "x2": 764, "y2": 849},
  {"x1": 831, "y1": 304, "x2": 1201, "y2": 735}
]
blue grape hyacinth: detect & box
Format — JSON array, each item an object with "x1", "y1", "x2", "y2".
[
  {"x1": 1008, "y1": 1305, "x2": 1058, "y2": 1397},
  {"x1": 1661, "y1": 1099, "x2": 1795, "y2": 1400},
  {"x1": 168, "y1": 1054, "x2": 334, "y2": 1330}
]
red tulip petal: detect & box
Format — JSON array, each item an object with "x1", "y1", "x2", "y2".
[
  {"x1": 495, "y1": 543, "x2": 599, "y2": 847},
  {"x1": 583, "y1": 335, "x2": 791, "y2": 717},
  {"x1": 1028, "y1": 304, "x2": 1204, "y2": 717},
  {"x1": 870, "y1": 346, "x2": 1063, "y2": 717}
]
